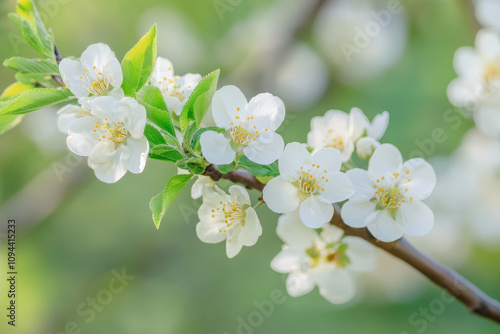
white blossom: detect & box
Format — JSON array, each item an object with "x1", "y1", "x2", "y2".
[
  {"x1": 151, "y1": 57, "x2": 202, "y2": 115},
  {"x1": 447, "y1": 29, "x2": 500, "y2": 137},
  {"x1": 65, "y1": 96, "x2": 149, "y2": 183},
  {"x1": 59, "y1": 43, "x2": 123, "y2": 105},
  {"x1": 196, "y1": 185, "x2": 262, "y2": 258},
  {"x1": 263, "y1": 142, "x2": 354, "y2": 228},
  {"x1": 56, "y1": 104, "x2": 91, "y2": 134},
  {"x1": 307, "y1": 108, "x2": 388, "y2": 162},
  {"x1": 342, "y1": 144, "x2": 436, "y2": 242},
  {"x1": 200, "y1": 85, "x2": 285, "y2": 165},
  {"x1": 271, "y1": 211, "x2": 375, "y2": 304}
]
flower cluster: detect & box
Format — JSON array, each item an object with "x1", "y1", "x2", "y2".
[{"x1": 57, "y1": 44, "x2": 202, "y2": 183}]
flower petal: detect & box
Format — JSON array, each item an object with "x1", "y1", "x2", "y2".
[
  {"x1": 276, "y1": 211, "x2": 317, "y2": 248},
  {"x1": 367, "y1": 210, "x2": 403, "y2": 242},
  {"x1": 211, "y1": 85, "x2": 248, "y2": 129},
  {"x1": 59, "y1": 59, "x2": 88, "y2": 98},
  {"x1": 343, "y1": 236, "x2": 375, "y2": 272},
  {"x1": 196, "y1": 221, "x2": 227, "y2": 244},
  {"x1": 312, "y1": 266, "x2": 355, "y2": 304},
  {"x1": 310, "y1": 147, "x2": 343, "y2": 174},
  {"x1": 226, "y1": 229, "x2": 244, "y2": 259},
  {"x1": 286, "y1": 271, "x2": 315, "y2": 297},
  {"x1": 151, "y1": 57, "x2": 174, "y2": 85},
  {"x1": 299, "y1": 195, "x2": 334, "y2": 228},
  {"x1": 399, "y1": 159, "x2": 436, "y2": 200},
  {"x1": 247, "y1": 93, "x2": 286, "y2": 131},
  {"x1": 120, "y1": 137, "x2": 149, "y2": 174},
  {"x1": 238, "y1": 208, "x2": 262, "y2": 247},
  {"x1": 228, "y1": 185, "x2": 251, "y2": 206},
  {"x1": 271, "y1": 247, "x2": 305, "y2": 273},
  {"x1": 396, "y1": 200, "x2": 434, "y2": 237},
  {"x1": 263, "y1": 176, "x2": 300, "y2": 213},
  {"x1": 341, "y1": 198, "x2": 376, "y2": 228},
  {"x1": 244, "y1": 132, "x2": 284, "y2": 164},
  {"x1": 368, "y1": 111, "x2": 389, "y2": 140},
  {"x1": 80, "y1": 43, "x2": 116, "y2": 70},
  {"x1": 320, "y1": 171, "x2": 354, "y2": 203},
  {"x1": 346, "y1": 168, "x2": 375, "y2": 198},
  {"x1": 119, "y1": 97, "x2": 147, "y2": 138},
  {"x1": 88, "y1": 141, "x2": 127, "y2": 183},
  {"x1": 200, "y1": 131, "x2": 236, "y2": 165},
  {"x1": 278, "y1": 142, "x2": 309, "y2": 181},
  {"x1": 368, "y1": 144, "x2": 403, "y2": 177}
]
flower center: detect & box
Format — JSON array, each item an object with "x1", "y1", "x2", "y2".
[
  {"x1": 80, "y1": 66, "x2": 111, "y2": 96},
  {"x1": 324, "y1": 130, "x2": 345, "y2": 150},
  {"x1": 158, "y1": 76, "x2": 186, "y2": 102},
  {"x1": 229, "y1": 114, "x2": 268, "y2": 147},
  {"x1": 484, "y1": 62, "x2": 500, "y2": 82},
  {"x1": 306, "y1": 241, "x2": 350, "y2": 268},
  {"x1": 95, "y1": 119, "x2": 130, "y2": 145},
  {"x1": 296, "y1": 164, "x2": 329, "y2": 196},
  {"x1": 372, "y1": 172, "x2": 414, "y2": 211},
  {"x1": 211, "y1": 200, "x2": 246, "y2": 234}
]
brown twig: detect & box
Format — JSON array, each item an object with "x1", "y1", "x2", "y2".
[
  {"x1": 203, "y1": 164, "x2": 500, "y2": 325},
  {"x1": 52, "y1": 43, "x2": 65, "y2": 87}
]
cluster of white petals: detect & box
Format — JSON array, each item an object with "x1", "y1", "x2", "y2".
[
  {"x1": 196, "y1": 185, "x2": 262, "y2": 258},
  {"x1": 448, "y1": 30, "x2": 500, "y2": 137},
  {"x1": 151, "y1": 57, "x2": 202, "y2": 115},
  {"x1": 342, "y1": 144, "x2": 436, "y2": 242},
  {"x1": 263, "y1": 142, "x2": 354, "y2": 228},
  {"x1": 200, "y1": 85, "x2": 285, "y2": 165},
  {"x1": 58, "y1": 43, "x2": 151, "y2": 183},
  {"x1": 271, "y1": 211, "x2": 375, "y2": 304},
  {"x1": 307, "y1": 107, "x2": 388, "y2": 161}
]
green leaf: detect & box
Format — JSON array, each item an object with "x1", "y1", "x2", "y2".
[
  {"x1": 9, "y1": 0, "x2": 55, "y2": 58},
  {"x1": 218, "y1": 163, "x2": 235, "y2": 174},
  {"x1": 180, "y1": 69, "x2": 220, "y2": 131},
  {"x1": 237, "y1": 156, "x2": 279, "y2": 177},
  {"x1": 0, "y1": 88, "x2": 74, "y2": 115},
  {"x1": 121, "y1": 24, "x2": 157, "y2": 98},
  {"x1": 0, "y1": 82, "x2": 35, "y2": 135},
  {"x1": 183, "y1": 121, "x2": 199, "y2": 151},
  {"x1": 136, "y1": 85, "x2": 175, "y2": 137},
  {"x1": 144, "y1": 124, "x2": 166, "y2": 146},
  {"x1": 150, "y1": 174, "x2": 193, "y2": 229},
  {"x1": 4, "y1": 57, "x2": 59, "y2": 75},
  {"x1": 150, "y1": 144, "x2": 184, "y2": 162},
  {"x1": 15, "y1": 72, "x2": 55, "y2": 87}
]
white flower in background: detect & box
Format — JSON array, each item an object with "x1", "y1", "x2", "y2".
[
  {"x1": 200, "y1": 85, "x2": 285, "y2": 165},
  {"x1": 65, "y1": 96, "x2": 149, "y2": 183},
  {"x1": 313, "y1": 0, "x2": 408, "y2": 85},
  {"x1": 447, "y1": 29, "x2": 500, "y2": 136},
  {"x1": 56, "y1": 104, "x2": 91, "y2": 134},
  {"x1": 475, "y1": 0, "x2": 500, "y2": 31},
  {"x1": 59, "y1": 43, "x2": 123, "y2": 105},
  {"x1": 263, "y1": 142, "x2": 354, "y2": 228},
  {"x1": 191, "y1": 175, "x2": 216, "y2": 199},
  {"x1": 271, "y1": 211, "x2": 375, "y2": 304},
  {"x1": 307, "y1": 108, "x2": 389, "y2": 162},
  {"x1": 342, "y1": 144, "x2": 436, "y2": 242},
  {"x1": 196, "y1": 185, "x2": 262, "y2": 258},
  {"x1": 151, "y1": 57, "x2": 202, "y2": 115}
]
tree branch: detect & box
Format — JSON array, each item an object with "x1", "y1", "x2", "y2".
[{"x1": 204, "y1": 164, "x2": 500, "y2": 325}]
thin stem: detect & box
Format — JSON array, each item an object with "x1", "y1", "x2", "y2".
[{"x1": 203, "y1": 164, "x2": 500, "y2": 325}]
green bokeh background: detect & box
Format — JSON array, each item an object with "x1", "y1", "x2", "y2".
[{"x1": 1, "y1": 0, "x2": 499, "y2": 333}]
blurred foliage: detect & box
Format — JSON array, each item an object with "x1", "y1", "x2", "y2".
[{"x1": 0, "y1": 0, "x2": 499, "y2": 333}]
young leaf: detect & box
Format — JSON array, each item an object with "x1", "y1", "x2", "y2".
[
  {"x1": 218, "y1": 163, "x2": 235, "y2": 174},
  {"x1": 4, "y1": 57, "x2": 59, "y2": 76},
  {"x1": 15, "y1": 72, "x2": 54, "y2": 87},
  {"x1": 180, "y1": 69, "x2": 220, "y2": 131},
  {"x1": 150, "y1": 174, "x2": 193, "y2": 229},
  {"x1": 0, "y1": 82, "x2": 35, "y2": 135},
  {"x1": 136, "y1": 85, "x2": 175, "y2": 137},
  {"x1": 144, "y1": 124, "x2": 166, "y2": 146},
  {"x1": 121, "y1": 24, "x2": 157, "y2": 98},
  {"x1": 0, "y1": 88, "x2": 74, "y2": 115},
  {"x1": 150, "y1": 144, "x2": 184, "y2": 162},
  {"x1": 9, "y1": 0, "x2": 55, "y2": 59},
  {"x1": 237, "y1": 156, "x2": 279, "y2": 177}
]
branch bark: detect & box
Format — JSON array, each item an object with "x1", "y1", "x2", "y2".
[{"x1": 204, "y1": 164, "x2": 500, "y2": 325}]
